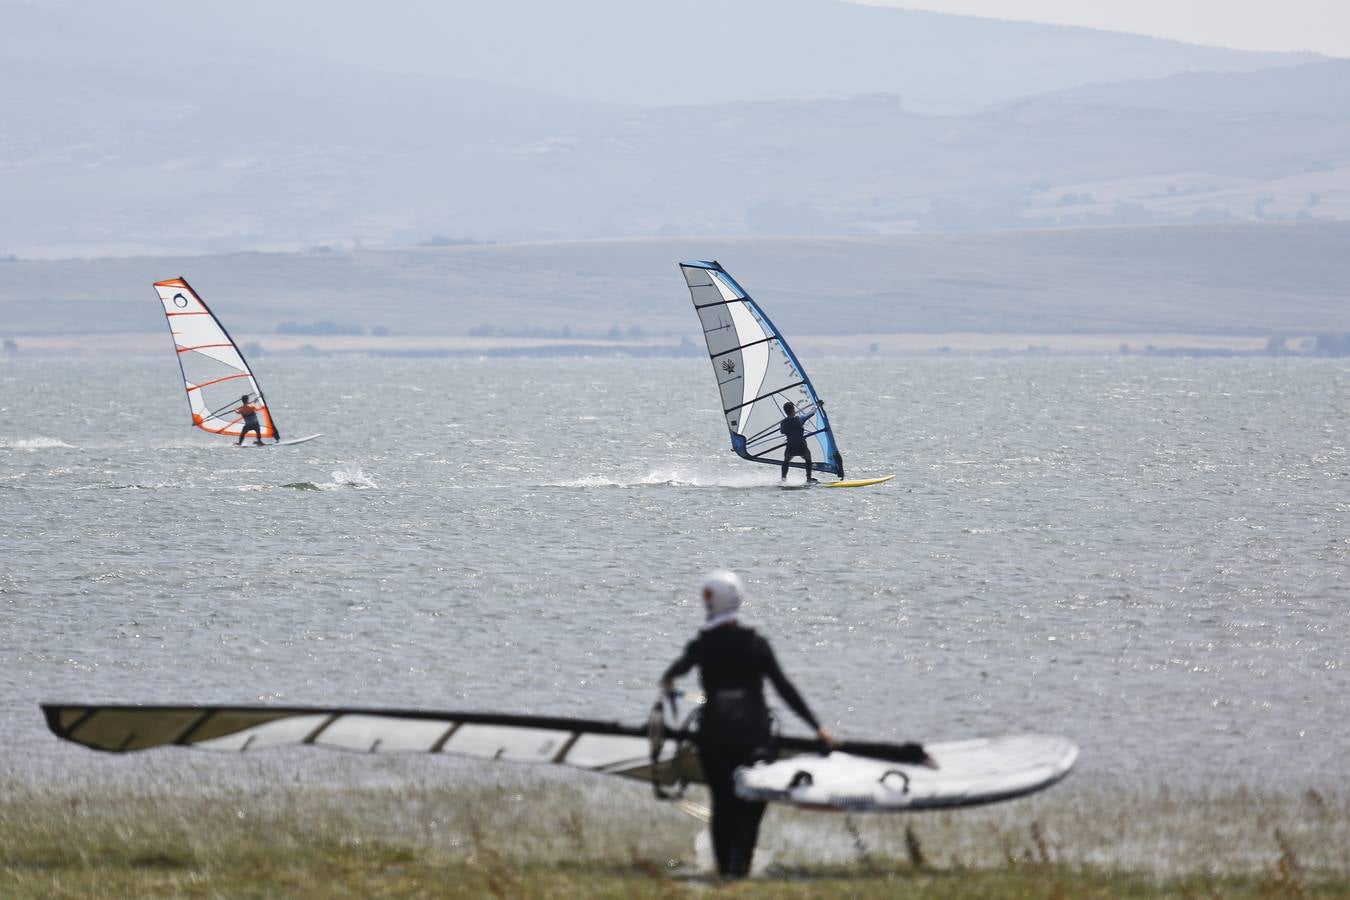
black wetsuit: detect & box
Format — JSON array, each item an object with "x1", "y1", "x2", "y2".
[
  {"x1": 237, "y1": 407, "x2": 263, "y2": 445},
  {"x1": 779, "y1": 412, "x2": 814, "y2": 480},
  {"x1": 662, "y1": 624, "x2": 821, "y2": 878}
]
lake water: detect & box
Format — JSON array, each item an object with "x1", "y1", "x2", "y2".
[{"x1": 1, "y1": 353, "x2": 1345, "y2": 791}]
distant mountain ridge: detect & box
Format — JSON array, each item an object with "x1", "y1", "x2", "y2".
[
  {"x1": 1, "y1": 0, "x2": 1313, "y2": 112},
  {"x1": 2, "y1": 0, "x2": 1345, "y2": 257}
]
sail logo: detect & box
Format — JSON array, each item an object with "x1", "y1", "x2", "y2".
[
  {"x1": 172, "y1": 293, "x2": 189, "y2": 308},
  {"x1": 721, "y1": 359, "x2": 736, "y2": 375}
]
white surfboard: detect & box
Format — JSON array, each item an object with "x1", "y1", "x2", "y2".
[
  {"x1": 735, "y1": 734, "x2": 1077, "y2": 812},
  {"x1": 235, "y1": 434, "x2": 323, "y2": 448}
]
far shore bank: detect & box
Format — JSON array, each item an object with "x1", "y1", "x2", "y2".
[{"x1": 0, "y1": 331, "x2": 1292, "y2": 358}]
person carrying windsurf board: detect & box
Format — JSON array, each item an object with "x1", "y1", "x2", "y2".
[{"x1": 660, "y1": 570, "x2": 832, "y2": 879}]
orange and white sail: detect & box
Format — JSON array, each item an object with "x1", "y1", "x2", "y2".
[{"x1": 153, "y1": 277, "x2": 277, "y2": 439}]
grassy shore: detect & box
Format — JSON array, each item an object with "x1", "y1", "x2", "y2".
[{"x1": 2, "y1": 777, "x2": 1345, "y2": 898}]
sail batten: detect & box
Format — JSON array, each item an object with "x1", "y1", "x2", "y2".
[
  {"x1": 153, "y1": 277, "x2": 277, "y2": 439},
  {"x1": 680, "y1": 261, "x2": 843, "y2": 478}
]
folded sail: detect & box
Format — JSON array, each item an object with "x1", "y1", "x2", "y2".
[
  {"x1": 42, "y1": 704, "x2": 910, "y2": 782},
  {"x1": 43, "y1": 704, "x2": 697, "y2": 787},
  {"x1": 153, "y1": 277, "x2": 277, "y2": 439},
  {"x1": 680, "y1": 261, "x2": 843, "y2": 477}
]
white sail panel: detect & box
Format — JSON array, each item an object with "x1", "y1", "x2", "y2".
[
  {"x1": 680, "y1": 261, "x2": 843, "y2": 478},
  {"x1": 313, "y1": 714, "x2": 452, "y2": 752},
  {"x1": 198, "y1": 715, "x2": 332, "y2": 751},
  {"x1": 153, "y1": 277, "x2": 277, "y2": 439}
]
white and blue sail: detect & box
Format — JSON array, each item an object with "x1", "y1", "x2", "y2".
[{"x1": 680, "y1": 261, "x2": 844, "y2": 479}]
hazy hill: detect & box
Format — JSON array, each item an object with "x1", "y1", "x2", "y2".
[
  {"x1": 2, "y1": 224, "x2": 1346, "y2": 342},
  {"x1": 4, "y1": 56, "x2": 1350, "y2": 258},
  {"x1": 1, "y1": 0, "x2": 1311, "y2": 112},
  {"x1": 3, "y1": 1, "x2": 1346, "y2": 258}
]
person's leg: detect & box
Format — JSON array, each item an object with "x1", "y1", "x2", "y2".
[
  {"x1": 732, "y1": 797, "x2": 769, "y2": 876},
  {"x1": 724, "y1": 739, "x2": 772, "y2": 878},
  {"x1": 699, "y1": 743, "x2": 737, "y2": 877},
  {"x1": 780, "y1": 455, "x2": 790, "y2": 479},
  {"x1": 802, "y1": 447, "x2": 816, "y2": 481}
]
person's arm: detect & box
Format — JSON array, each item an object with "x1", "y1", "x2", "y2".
[
  {"x1": 658, "y1": 641, "x2": 697, "y2": 695},
  {"x1": 759, "y1": 637, "x2": 828, "y2": 742}
]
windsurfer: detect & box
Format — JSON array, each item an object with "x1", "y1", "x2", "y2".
[
  {"x1": 235, "y1": 394, "x2": 265, "y2": 446},
  {"x1": 660, "y1": 570, "x2": 832, "y2": 879},
  {"x1": 779, "y1": 401, "x2": 818, "y2": 483}
]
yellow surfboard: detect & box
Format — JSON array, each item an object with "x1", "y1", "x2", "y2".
[{"x1": 823, "y1": 475, "x2": 895, "y2": 489}]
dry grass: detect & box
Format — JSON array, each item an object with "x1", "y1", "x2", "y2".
[{"x1": 1, "y1": 776, "x2": 1347, "y2": 898}]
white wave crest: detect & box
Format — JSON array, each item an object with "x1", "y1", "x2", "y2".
[
  {"x1": 3, "y1": 437, "x2": 75, "y2": 450},
  {"x1": 326, "y1": 468, "x2": 378, "y2": 489},
  {"x1": 550, "y1": 469, "x2": 771, "y2": 489}
]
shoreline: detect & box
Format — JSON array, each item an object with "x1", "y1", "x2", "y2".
[{"x1": 0, "y1": 331, "x2": 1288, "y2": 357}]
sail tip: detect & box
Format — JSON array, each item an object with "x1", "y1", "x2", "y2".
[{"x1": 678, "y1": 260, "x2": 721, "y2": 271}]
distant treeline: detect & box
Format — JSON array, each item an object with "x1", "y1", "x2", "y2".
[
  {"x1": 276, "y1": 321, "x2": 390, "y2": 337},
  {"x1": 467, "y1": 324, "x2": 650, "y2": 341},
  {"x1": 1267, "y1": 333, "x2": 1350, "y2": 357}
]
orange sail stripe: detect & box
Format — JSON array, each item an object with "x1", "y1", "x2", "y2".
[
  {"x1": 165, "y1": 311, "x2": 212, "y2": 317},
  {"x1": 186, "y1": 372, "x2": 252, "y2": 393},
  {"x1": 177, "y1": 343, "x2": 235, "y2": 353},
  {"x1": 196, "y1": 409, "x2": 275, "y2": 437}
]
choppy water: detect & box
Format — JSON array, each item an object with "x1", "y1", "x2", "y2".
[{"x1": 1, "y1": 354, "x2": 1346, "y2": 790}]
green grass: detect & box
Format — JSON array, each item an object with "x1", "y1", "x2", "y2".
[{"x1": 2, "y1": 778, "x2": 1346, "y2": 898}]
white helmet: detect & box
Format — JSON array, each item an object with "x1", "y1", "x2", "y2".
[{"x1": 700, "y1": 569, "x2": 744, "y2": 621}]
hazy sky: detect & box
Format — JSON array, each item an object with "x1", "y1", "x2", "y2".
[{"x1": 853, "y1": 0, "x2": 1349, "y2": 57}]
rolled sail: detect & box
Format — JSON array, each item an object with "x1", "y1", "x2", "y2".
[
  {"x1": 42, "y1": 704, "x2": 697, "y2": 788},
  {"x1": 680, "y1": 261, "x2": 843, "y2": 478}
]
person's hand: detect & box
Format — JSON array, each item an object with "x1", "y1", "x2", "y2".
[{"x1": 817, "y1": 726, "x2": 834, "y2": 748}]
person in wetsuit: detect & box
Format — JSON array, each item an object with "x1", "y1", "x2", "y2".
[
  {"x1": 235, "y1": 394, "x2": 265, "y2": 446},
  {"x1": 779, "y1": 401, "x2": 818, "y2": 483},
  {"x1": 660, "y1": 570, "x2": 832, "y2": 879}
]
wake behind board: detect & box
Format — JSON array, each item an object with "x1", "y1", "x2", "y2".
[
  {"x1": 736, "y1": 734, "x2": 1077, "y2": 812},
  {"x1": 235, "y1": 434, "x2": 323, "y2": 448}
]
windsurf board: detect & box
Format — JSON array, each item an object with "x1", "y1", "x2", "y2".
[
  {"x1": 735, "y1": 734, "x2": 1077, "y2": 812},
  {"x1": 235, "y1": 434, "x2": 323, "y2": 448}
]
